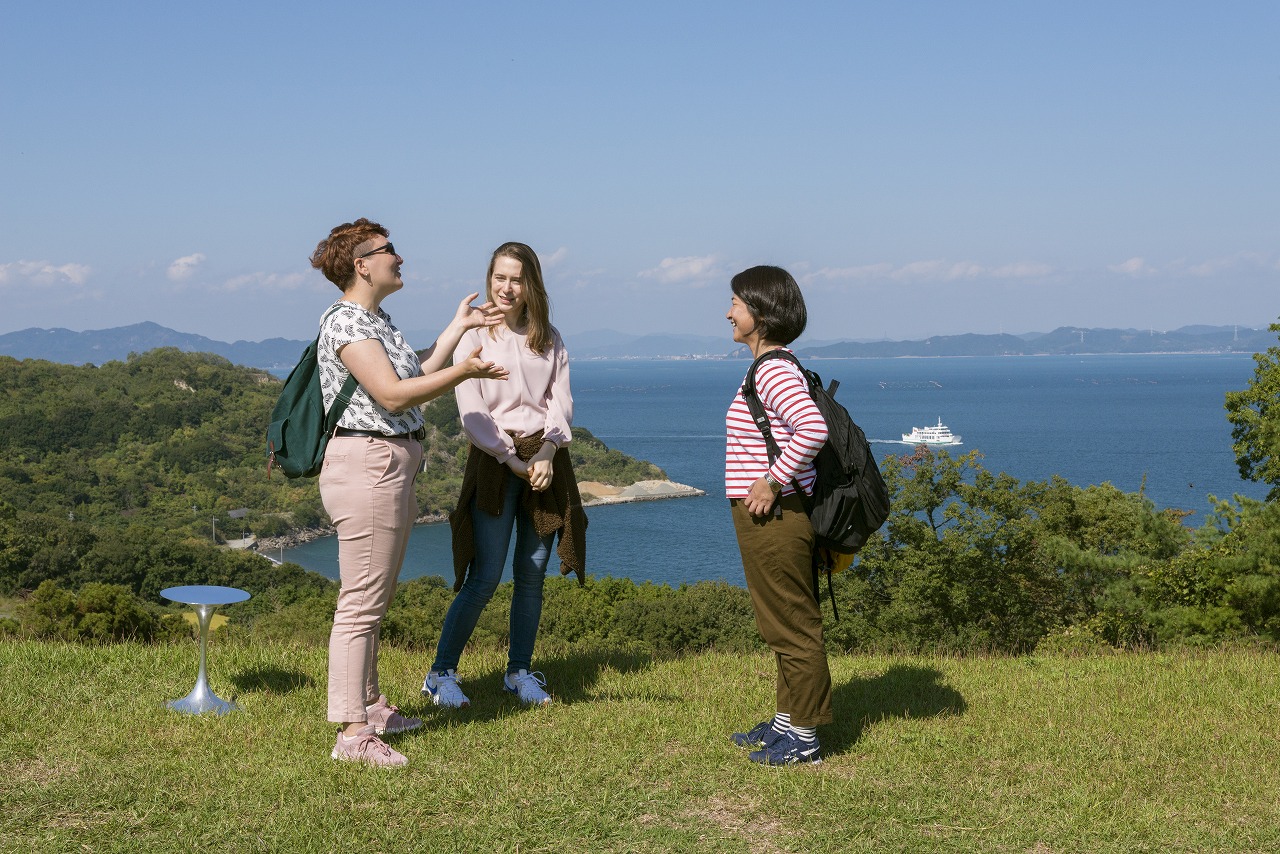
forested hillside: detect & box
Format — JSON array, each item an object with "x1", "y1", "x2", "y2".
[
  {"x1": 5, "y1": 336, "x2": 1280, "y2": 657},
  {"x1": 0, "y1": 349, "x2": 661, "y2": 606},
  {"x1": 0, "y1": 348, "x2": 661, "y2": 540}
]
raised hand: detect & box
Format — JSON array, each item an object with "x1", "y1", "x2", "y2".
[
  {"x1": 453, "y1": 292, "x2": 503, "y2": 330},
  {"x1": 460, "y1": 346, "x2": 508, "y2": 381}
]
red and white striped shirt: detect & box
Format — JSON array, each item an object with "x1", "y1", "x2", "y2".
[{"x1": 724, "y1": 351, "x2": 828, "y2": 499}]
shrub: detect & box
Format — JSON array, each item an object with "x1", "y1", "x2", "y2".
[
  {"x1": 15, "y1": 580, "x2": 177, "y2": 643},
  {"x1": 613, "y1": 581, "x2": 759, "y2": 655},
  {"x1": 381, "y1": 575, "x2": 455, "y2": 649},
  {"x1": 1033, "y1": 625, "x2": 1117, "y2": 656}
]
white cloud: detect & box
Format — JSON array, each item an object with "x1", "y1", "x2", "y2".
[
  {"x1": 891, "y1": 260, "x2": 987, "y2": 281},
  {"x1": 990, "y1": 262, "x2": 1053, "y2": 278},
  {"x1": 1106, "y1": 254, "x2": 1280, "y2": 278},
  {"x1": 1109, "y1": 257, "x2": 1156, "y2": 276},
  {"x1": 639, "y1": 254, "x2": 720, "y2": 285},
  {"x1": 1181, "y1": 252, "x2": 1274, "y2": 277},
  {"x1": 541, "y1": 247, "x2": 569, "y2": 268},
  {"x1": 167, "y1": 253, "x2": 206, "y2": 281},
  {"x1": 0, "y1": 260, "x2": 92, "y2": 288},
  {"x1": 806, "y1": 263, "x2": 894, "y2": 282},
  {"x1": 221, "y1": 271, "x2": 309, "y2": 292},
  {"x1": 806, "y1": 259, "x2": 1052, "y2": 285}
]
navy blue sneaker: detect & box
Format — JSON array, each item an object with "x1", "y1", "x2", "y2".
[
  {"x1": 749, "y1": 730, "x2": 822, "y2": 766},
  {"x1": 731, "y1": 720, "x2": 786, "y2": 749}
]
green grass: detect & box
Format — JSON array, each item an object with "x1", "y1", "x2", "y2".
[{"x1": 2, "y1": 640, "x2": 1278, "y2": 852}]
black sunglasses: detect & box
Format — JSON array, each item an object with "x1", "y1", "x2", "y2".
[{"x1": 357, "y1": 242, "x2": 397, "y2": 259}]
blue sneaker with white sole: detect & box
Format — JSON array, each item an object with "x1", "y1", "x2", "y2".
[
  {"x1": 731, "y1": 720, "x2": 786, "y2": 749},
  {"x1": 749, "y1": 730, "x2": 822, "y2": 766}
]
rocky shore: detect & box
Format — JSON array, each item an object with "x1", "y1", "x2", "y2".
[
  {"x1": 576, "y1": 479, "x2": 706, "y2": 505},
  {"x1": 253, "y1": 480, "x2": 704, "y2": 552}
]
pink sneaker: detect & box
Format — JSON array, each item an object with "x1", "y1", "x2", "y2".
[
  {"x1": 331, "y1": 725, "x2": 408, "y2": 767},
  {"x1": 365, "y1": 695, "x2": 422, "y2": 735}
]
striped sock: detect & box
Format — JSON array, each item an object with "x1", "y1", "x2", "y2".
[
  {"x1": 790, "y1": 724, "x2": 817, "y2": 744},
  {"x1": 771, "y1": 712, "x2": 790, "y2": 734}
]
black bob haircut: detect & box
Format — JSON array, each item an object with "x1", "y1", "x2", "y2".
[{"x1": 730, "y1": 265, "x2": 808, "y2": 346}]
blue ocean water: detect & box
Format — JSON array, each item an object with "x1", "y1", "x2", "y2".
[{"x1": 283, "y1": 354, "x2": 1268, "y2": 588}]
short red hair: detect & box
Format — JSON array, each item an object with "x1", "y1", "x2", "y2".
[{"x1": 310, "y1": 218, "x2": 388, "y2": 291}]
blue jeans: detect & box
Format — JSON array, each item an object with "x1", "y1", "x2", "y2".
[{"x1": 433, "y1": 474, "x2": 554, "y2": 674}]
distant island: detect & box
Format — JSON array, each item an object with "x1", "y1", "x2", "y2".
[{"x1": 0, "y1": 321, "x2": 1270, "y2": 369}]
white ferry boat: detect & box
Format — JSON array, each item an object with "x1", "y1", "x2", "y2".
[{"x1": 902, "y1": 418, "x2": 962, "y2": 445}]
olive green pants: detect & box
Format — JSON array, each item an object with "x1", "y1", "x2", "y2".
[{"x1": 731, "y1": 495, "x2": 833, "y2": 727}]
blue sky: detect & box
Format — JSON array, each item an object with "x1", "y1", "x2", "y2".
[{"x1": 2, "y1": 2, "x2": 1277, "y2": 345}]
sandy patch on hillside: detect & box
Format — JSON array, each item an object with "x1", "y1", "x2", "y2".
[{"x1": 578, "y1": 479, "x2": 706, "y2": 505}]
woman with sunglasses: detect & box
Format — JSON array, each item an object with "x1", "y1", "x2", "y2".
[
  {"x1": 422, "y1": 241, "x2": 586, "y2": 710},
  {"x1": 311, "y1": 218, "x2": 508, "y2": 767}
]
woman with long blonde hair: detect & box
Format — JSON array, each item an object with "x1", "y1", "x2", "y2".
[{"x1": 422, "y1": 242, "x2": 586, "y2": 709}]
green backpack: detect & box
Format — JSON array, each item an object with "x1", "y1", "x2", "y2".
[{"x1": 266, "y1": 307, "x2": 358, "y2": 478}]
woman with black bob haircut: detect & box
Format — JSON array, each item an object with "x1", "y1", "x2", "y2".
[
  {"x1": 723, "y1": 265, "x2": 832, "y2": 765},
  {"x1": 728, "y1": 265, "x2": 809, "y2": 345}
]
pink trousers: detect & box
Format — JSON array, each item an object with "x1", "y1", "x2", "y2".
[{"x1": 319, "y1": 435, "x2": 423, "y2": 723}]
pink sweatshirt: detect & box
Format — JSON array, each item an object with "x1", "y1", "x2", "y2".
[{"x1": 452, "y1": 325, "x2": 573, "y2": 464}]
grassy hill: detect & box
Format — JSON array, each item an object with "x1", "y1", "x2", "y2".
[{"x1": 3, "y1": 639, "x2": 1277, "y2": 852}]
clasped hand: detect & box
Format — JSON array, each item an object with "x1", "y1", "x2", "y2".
[{"x1": 508, "y1": 443, "x2": 556, "y2": 492}]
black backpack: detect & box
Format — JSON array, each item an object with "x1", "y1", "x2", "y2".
[
  {"x1": 741, "y1": 349, "x2": 891, "y2": 610},
  {"x1": 266, "y1": 306, "x2": 358, "y2": 478}
]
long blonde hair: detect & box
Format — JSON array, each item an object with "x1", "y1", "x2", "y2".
[{"x1": 486, "y1": 242, "x2": 552, "y2": 355}]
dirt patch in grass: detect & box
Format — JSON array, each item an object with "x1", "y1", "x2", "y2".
[
  {"x1": 0, "y1": 755, "x2": 78, "y2": 788},
  {"x1": 685, "y1": 794, "x2": 793, "y2": 853}
]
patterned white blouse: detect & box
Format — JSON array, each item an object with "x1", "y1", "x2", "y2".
[{"x1": 317, "y1": 300, "x2": 426, "y2": 435}]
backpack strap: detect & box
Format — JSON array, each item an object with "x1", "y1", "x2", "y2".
[
  {"x1": 740, "y1": 349, "x2": 813, "y2": 512},
  {"x1": 319, "y1": 303, "x2": 360, "y2": 434},
  {"x1": 812, "y1": 550, "x2": 840, "y2": 622},
  {"x1": 326, "y1": 374, "x2": 359, "y2": 434}
]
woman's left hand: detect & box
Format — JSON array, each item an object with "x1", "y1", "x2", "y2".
[
  {"x1": 527, "y1": 442, "x2": 556, "y2": 492},
  {"x1": 528, "y1": 459, "x2": 553, "y2": 492},
  {"x1": 454, "y1": 292, "x2": 503, "y2": 330},
  {"x1": 458, "y1": 347, "x2": 510, "y2": 381}
]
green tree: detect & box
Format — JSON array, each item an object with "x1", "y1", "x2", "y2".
[
  {"x1": 1134, "y1": 496, "x2": 1280, "y2": 644},
  {"x1": 832, "y1": 447, "x2": 1068, "y2": 653},
  {"x1": 1034, "y1": 479, "x2": 1191, "y2": 632},
  {"x1": 1225, "y1": 320, "x2": 1280, "y2": 499}
]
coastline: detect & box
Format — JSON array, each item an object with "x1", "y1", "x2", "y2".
[
  {"x1": 577, "y1": 479, "x2": 706, "y2": 505},
  {"x1": 253, "y1": 479, "x2": 705, "y2": 553}
]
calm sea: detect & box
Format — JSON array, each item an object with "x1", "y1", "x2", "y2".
[{"x1": 282, "y1": 354, "x2": 1268, "y2": 588}]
